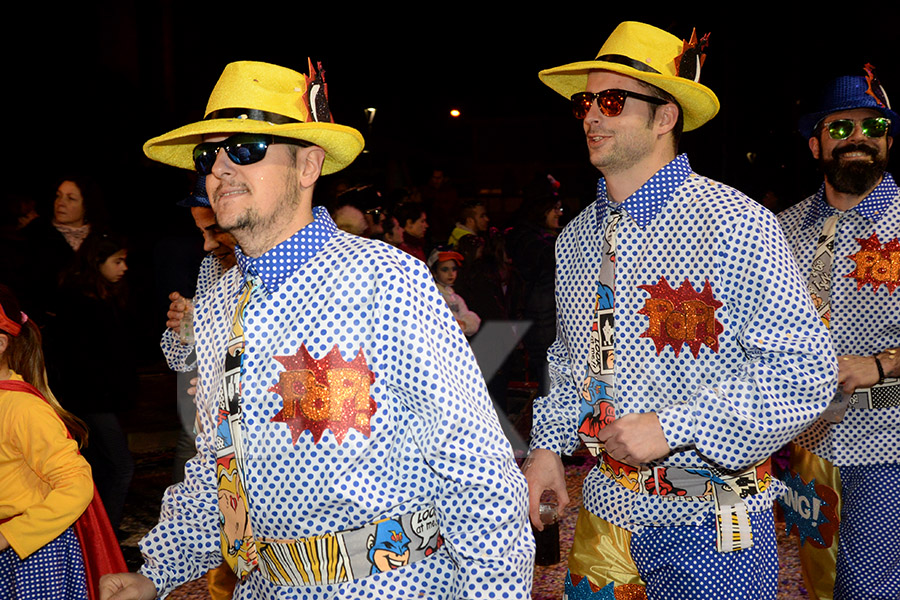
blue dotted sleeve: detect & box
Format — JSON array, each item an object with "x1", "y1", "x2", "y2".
[
  {"x1": 160, "y1": 255, "x2": 227, "y2": 373},
  {"x1": 656, "y1": 207, "x2": 838, "y2": 470},
  {"x1": 160, "y1": 328, "x2": 196, "y2": 372},
  {"x1": 378, "y1": 253, "x2": 535, "y2": 598},
  {"x1": 138, "y1": 355, "x2": 226, "y2": 596},
  {"x1": 530, "y1": 207, "x2": 596, "y2": 458}
]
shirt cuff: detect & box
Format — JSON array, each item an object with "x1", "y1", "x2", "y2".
[{"x1": 528, "y1": 423, "x2": 568, "y2": 456}]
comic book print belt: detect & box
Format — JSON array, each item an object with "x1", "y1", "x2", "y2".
[
  {"x1": 826, "y1": 378, "x2": 900, "y2": 422},
  {"x1": 256, "y1": 505, "x2": 443, "y2": 587},
  {"x1": 849, "y1": 378, "x2": 900, "y2": 409},
  {"x1": 599, "y1": 452, "x2": 773, "y2": 554}
]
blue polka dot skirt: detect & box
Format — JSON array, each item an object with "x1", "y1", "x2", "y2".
[{"x1": 0, "y1": 527, "x2": 87, "y2": 600}]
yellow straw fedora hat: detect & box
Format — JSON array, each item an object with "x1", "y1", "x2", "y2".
[
  {"x1": 144, "y1": 59, "x2": 364, "y2": 175},
  {"x1": 539, "y1": 21, "x2": 720, "y2": 131}
]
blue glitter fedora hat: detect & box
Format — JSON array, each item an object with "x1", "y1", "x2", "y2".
[
  {"x1": 176, "y1": 176, "x2": 211, "y2": 208},
  {"x1": 538, "y1": 21, "x2": 720, "y2": 131},
  {"x1": 144, "y1": 59, "x2": 364, "y2": 176},
  {"x1": 798, "y1": 64, "x2": 900, "y2": 139}
]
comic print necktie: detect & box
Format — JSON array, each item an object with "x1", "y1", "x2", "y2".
[
  {"x1": 808, "y1": 214, "x2": 839, "y2": 328},
  {"x1": 577, "y1": 208, "x2": 622, "y2": 455},
  {"x1": 217, "y1": 276, "x2": 260, "y2": 578}
]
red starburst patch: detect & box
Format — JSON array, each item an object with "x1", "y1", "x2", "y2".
[
  {"x1": 844, "y1": 232, "x2": 900, "y2": 294},
  {"x1": 269, "y1": 344, "x2": 377, "y2": 445},
  {"x1": 637, "y1": 276, "x2": 723, "y2": 358}
]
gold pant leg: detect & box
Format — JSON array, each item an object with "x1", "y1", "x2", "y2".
[
  {"x1": 207, "y1": 561, "x2": 238, "y2": 600},
  {"x1": 789, "y1": 443, "x2": 842, "y2": 600},
  {"x1": 568, "y1": 507, "x2": 646, "y2": 598}
]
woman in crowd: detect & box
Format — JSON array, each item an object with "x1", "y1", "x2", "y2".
[
  {"x1": 0, "y1": 284, "x2": 93, "y2": 599},
  {"x1": 47, "y1": 233, "x2": 136, "y2": 532},
  {"x1": 21, "y1": 176, "x2": 106, "y2": 323}
]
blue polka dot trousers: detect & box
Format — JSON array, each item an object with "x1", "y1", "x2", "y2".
[{"x1": 835, "y1": 463, "x2": 900, "y2": 600}]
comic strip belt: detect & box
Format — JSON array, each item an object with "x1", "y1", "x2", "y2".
[
  {"x1": 849, "y1": 378, "x2": 900, "y2": 409},
  {"x1": 599, "y1": 452, "x2": 772, "y2": 553},
  {"x1": 256, "y1": 505, "x2": 442, "y2": 587}
]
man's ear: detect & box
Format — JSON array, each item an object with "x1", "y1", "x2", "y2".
[
  {"x1": 297, "y1": 146, "x2": 326, "y2": 189},
  {"x1": 809, "y1": 136, "x2": 821, "y2": 160},
  {"x1": 0, "y1": 333, "x2": 8, "y2": 356},
  {"x1": 653, "y1": 103, "x2": 679, "y2": 137}
]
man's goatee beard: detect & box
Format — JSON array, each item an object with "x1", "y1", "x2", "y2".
[{"x1": 822, "y1": 143, "x2": 888, "y2": 195}]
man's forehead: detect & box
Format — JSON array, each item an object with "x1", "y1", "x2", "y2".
[
  {"x1": 201, "y1": 133, "x2": 233, "y2": 143},
  {"x1": 823, "y1": 107, "x2": 884, "y2": 123}
]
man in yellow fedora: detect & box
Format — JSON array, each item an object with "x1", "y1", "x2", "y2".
[
  {"x1": 100, "y1": 60, "x2": 533, "y2": 599},
  {"x1": 523, "y1": 21, "x2": 836, "y2": 598}
]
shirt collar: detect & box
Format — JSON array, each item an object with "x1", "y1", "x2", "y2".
[
  {"x1": 235, "y1": 205, "x2": 337, "y2": 294},
  {"x1": 800, "y1": 172, "x2": 898, "y2": 228},
  {"x1": 594, "y1": 153, "x2": 693, "y2": 229}
]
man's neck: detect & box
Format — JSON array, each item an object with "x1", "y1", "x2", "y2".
[
  {"x1": 823, "y1": 175, "x2": 883, "y2": 212},
  {"x1": 603, "y1": 150, "x2": 677, "y2": 203},
  {"x1": 238, "y1": 206, "x2": 314, "y2": 258}
]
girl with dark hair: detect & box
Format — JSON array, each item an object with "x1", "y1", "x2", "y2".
[
  {"x1": 0, "y1": 284, "x2": 93, "y2": 599},
  {"x1": 48, "y1": 233, "x2": 136, "y2": 532}
]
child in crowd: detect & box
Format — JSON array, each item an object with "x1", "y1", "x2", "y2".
[
  {"x1": 427, "y1": 248, "x2": 481, "y2": 337},
  {"x1": 0, "y1": 284, "x2": 93, "y2": 599},
  {"x1": 49, "y1": 233, "x2": 136, "y2": 532}
]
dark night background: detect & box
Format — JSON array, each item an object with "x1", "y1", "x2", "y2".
[{"x1": 5, "y1": 6, "x2": 898, "y2": 359}]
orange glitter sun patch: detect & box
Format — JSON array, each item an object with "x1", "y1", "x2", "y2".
[
  {"x1": 269, "y1": 344, "x2": 377, "y2": 445},
  {"x1": 637, "y1": 276, "x2": 723, "y2": 358},
  {"x1": 844, "y1": 232, "x2": 900, "y2": 294}
]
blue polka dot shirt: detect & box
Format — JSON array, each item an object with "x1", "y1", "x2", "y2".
[
  {"x1": 141, "y1": 207, "x2": 534, "y2": 598},
  {"x1": 779, "y1": 173, "x2": 900, "y2": 466},
  {"x1": 531, "y1": 155, "x2": 837, "y2": 533}
]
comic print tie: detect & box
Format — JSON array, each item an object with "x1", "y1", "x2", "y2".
[
  {"x1": 808, "y1": 214, "x2": 838, "y2": 328},
  {"x1": 577, "y1": 208, "x2": 622, "y2": 455},
  {"x1": 217, "y1": 276, "x2": 260, "y2": 578}
]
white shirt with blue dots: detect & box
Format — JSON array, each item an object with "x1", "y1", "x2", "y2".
[
  {"x1": 779, "y1": 173, "x2": 900, "y2": 466},
  {"x1": 141, "y1": 207, "x2": 534, "y2": 599},
  {"x1": 531, "y1": 155, "x2": 837, "y2": 534}
]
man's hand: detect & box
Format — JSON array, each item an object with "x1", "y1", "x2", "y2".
[
  {"x1": 838, "y1": 355, "x2": 880, "y2": 393},
  {"x1": 522, "y1": 448, "x2": 570, "y2": 530},
  {"x1": 99, "y1": 573, "x2": 157, "y2": 600},
  {"x1": 166, "y1": 292, "x2": 190, "y2": 331},
  {"x1": 187, "y1": 376, "x2": 199, "y2": 398},
  {"x1": 596, "y1": 412, "x2": 670, "y2": 466}
]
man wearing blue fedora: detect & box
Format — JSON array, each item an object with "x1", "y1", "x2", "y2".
[
  {"x1": 100, "y1": 60, "x2": 533, "y2": 600},
  {"x1": 779, "y1": 65, "x2": 900, "y2": 600},
  {"x1": 524, "y1": 21, "x2": 836, "y2": 598}
]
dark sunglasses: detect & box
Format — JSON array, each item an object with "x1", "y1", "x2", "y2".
[
  {"x1": 193, "y1": 133, "x2": 311, "y2": 175},
  {"x1": 571, "y1": 89, "x2": 668, "y2": 119},
  {"x1": 823, "y1": 117, "x2": 892, "y2": 140}
]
